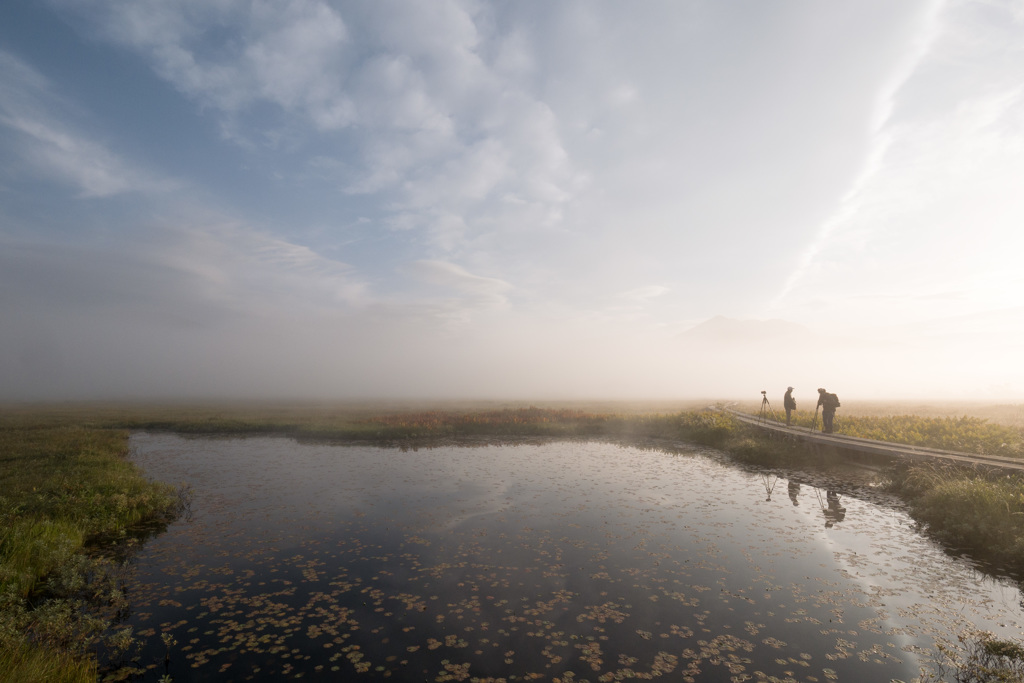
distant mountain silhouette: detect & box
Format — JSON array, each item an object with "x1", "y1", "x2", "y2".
[{"x1": 678, "y1": 316, "x2": 811, "y2": 346}]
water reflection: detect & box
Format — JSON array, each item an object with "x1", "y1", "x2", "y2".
[
  {"x1": 782, "y1": 479, "x2": 848, "y2": 528},
  {"x1": 788, "y1": 479, "x2": 801, "y2": 506},
  {"x1": 760, "y1": 472, "x2": 779, "y2": 501},
  {"x1": 823, "y1": 490, "x2": 847, "y2": 529},
  {"x1": 116, "y1": 435, "x2": 1024, "y2": 682}
]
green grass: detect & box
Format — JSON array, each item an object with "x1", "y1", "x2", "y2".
[
  {"x1": 884, "y1": 463, "x2": 1024, "y2": 569},
  {"x1": 759, "y1": 409, "x2": 1024, "y2": 458},
  {"x1": 0, "y1": 422, "x2": 184, "y2": 683},
  {"x1": 839, "y1": 414, "x2": 1024, "y2": 457},
  {"x1": 0, "y1": 640, "x2": 96, "y2": 683}
]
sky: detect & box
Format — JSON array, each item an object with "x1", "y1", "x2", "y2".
[{"x1": 1, "y1": 0, "x2": 1023, "y2": 403}]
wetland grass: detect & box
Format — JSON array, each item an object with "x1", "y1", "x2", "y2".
[
  {"x1": 885, "y1": 462, "x2": 1024, "y2": 571},
  {"x1": 0, "y1": 421, "x2": 184, "y2": 683},
  {"x1": 758, "y1": 408, "x2": 1024, "y2": 458},
  {"x1": 4, "y1": 399, "x2": 1024, "y2": 681},
  {"x1": 923, "y1": 628, "x2": 1024, "y2": 683}
]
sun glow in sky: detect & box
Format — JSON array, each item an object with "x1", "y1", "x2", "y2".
[{"x1": 1, "y1": 0, "x2": 1022, "y2": 402}]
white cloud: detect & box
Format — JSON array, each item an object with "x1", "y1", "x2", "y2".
[
  {"x1": 245, "y1": 2, "x2": 353, "y2": 129},
  {"x1": 50, "y1": 0, "x2": 583, "y2": 257},
  {"x1": 349, "y1": 54, "x2": 455, "y2": 134},
  {"x1": 55, "y1": 0, "x2": 354, "y2": 125},
  {"x1": 402, "y1": 138, "x2": 509, "y2": 210}
]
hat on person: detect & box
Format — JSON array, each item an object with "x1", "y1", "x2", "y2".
[
  {"x1": 817, "y1": 387, "x2": 826, "y2": 393},
  {"x1": 787, "y1": 386, "x2": 794, "y2": 391}
]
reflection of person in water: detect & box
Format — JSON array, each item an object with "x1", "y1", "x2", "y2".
[
  {"x1": 824, "y1": 489, "x2": 846, "y2": 528},
  {"x1": 788, "y1": 479, "x2": 800, "y2": 506}
]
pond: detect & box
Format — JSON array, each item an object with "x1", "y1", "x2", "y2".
[{"x1": 117, "y1": 434, "x2": 1024, "y2": 681}]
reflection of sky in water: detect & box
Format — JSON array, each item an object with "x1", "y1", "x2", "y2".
[{"x1": 122, "y1": 434, "x2": 1024, "y2": 681}]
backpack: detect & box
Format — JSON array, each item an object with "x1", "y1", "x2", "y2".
[{"x1": 828, "y1": 393, "x2": 840, "y2": 408}]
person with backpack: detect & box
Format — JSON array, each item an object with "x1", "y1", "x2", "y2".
[
  {"x1": 783, "y1": 387, "x2": 796, "y2": 426},
  {"x1": 816, "y1": 388, "x2": 841, "y2": 433}
]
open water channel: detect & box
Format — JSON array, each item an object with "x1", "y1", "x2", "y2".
[{"x1": 117, "y1": 433, "x2": 1024, "y2": 681}]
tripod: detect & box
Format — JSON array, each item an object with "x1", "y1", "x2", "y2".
[{"x1": 757, "y1": 391, "x2": 780, "y2": 424}]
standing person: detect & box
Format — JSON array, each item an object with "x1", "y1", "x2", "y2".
[
  {"x1": 783, "y1": 387, "x2": 796, "y2": 426},
  {"x1": 816, "y1": 388, "x2": 840, "y2": 433}
]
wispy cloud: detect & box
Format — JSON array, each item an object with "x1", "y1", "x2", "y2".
[
  {"x1": 0, "y1": 50, "x2": 171, "y2": 197},
  {"x1": 767, "y1": 0, "x2": 1024, "y2": 326},
  {"x1": 404, "y1": 259, "x2": 512, "y2": 308},
  {"x1": 154, "y1": 223, "x2": 369, "y2": 312},
  {"x1": 51, "y1": 0, "x2": 582, "y2": 258},
  {"x1": 62, "y1": 0, "x2": 354, "y2": 123},
  {"x1": 767, "y1": 0, "x2": 945, "y2": 313}
]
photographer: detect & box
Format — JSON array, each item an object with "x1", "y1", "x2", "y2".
[
  {"x1": 783, "y1": 387, "x2": 796, "y2": 426},
  {"x1": 816, "y1": 388, "x2": 841, "y2": 433}
]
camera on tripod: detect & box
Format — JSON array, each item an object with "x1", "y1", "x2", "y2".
[{"x1": 757, "y1": 390, "x2": 778, "y2": 424}]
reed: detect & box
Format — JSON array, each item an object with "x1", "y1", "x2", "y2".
[
  {"x1": 0, "y1": 640, "x2": 96, "y2": 683},
  {"x1": 885, "y1": 463, "x2": 1024, "y2": 569},
  {"x1": 758, "y1": 410, "x2": 1024, "y2": 458},
  {"x1": 921, "y1": 628, "x2": 1024, "y2": 683}
]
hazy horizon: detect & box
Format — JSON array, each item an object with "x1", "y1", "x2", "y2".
[{"x1": 2, "y1": 1, "x2": 1023, "y2": 403}]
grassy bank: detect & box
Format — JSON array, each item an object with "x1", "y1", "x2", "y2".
[
  {"x1": 885, "y1": 463, "x2": 1024, "y2": 572},
  {"x1": 755, "y1": 408, "x2": 1024, "y2": 458},
  {"x1": 0, "y1": 423, "x2": 185, "y2": 683}
]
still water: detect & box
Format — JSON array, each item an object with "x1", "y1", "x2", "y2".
[{"x1": 121, "y1": 434, "x2": 1024, "y2": 681}]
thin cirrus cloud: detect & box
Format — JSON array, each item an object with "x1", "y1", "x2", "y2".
[
  {"x1": 0, "y1": 51, "x2": 168, "y2": 197},
  {"x1": 767, "y1": 1, "x2": 1024, "y2": 330},
  {"x1": 404, "y1": 259, "x2": 512, "y2": 310}
]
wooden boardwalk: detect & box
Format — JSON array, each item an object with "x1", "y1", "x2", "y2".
[{"x1": 725, "y1": 408, "x2": 1024, "y2": 473}]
